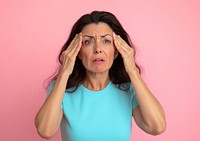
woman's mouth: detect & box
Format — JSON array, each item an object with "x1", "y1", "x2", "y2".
[{"x1": 92, "y1": 58, "x2": 105, "y2": 64}]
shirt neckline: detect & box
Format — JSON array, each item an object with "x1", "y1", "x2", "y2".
[{"x1": 80, "y1": 81, "x2": 112, "y2": 95}]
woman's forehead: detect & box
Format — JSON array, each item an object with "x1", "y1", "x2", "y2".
[{"x1": 81, "y1": 22, "x2": 113, "y2": 35}]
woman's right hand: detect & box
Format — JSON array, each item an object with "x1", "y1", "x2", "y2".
[
  {"x1": 34, "y1": 33, "x2": 83, "y2": 139},
  {"x1": 59, "y1": 33, "x2": 82, "y2": 76}
]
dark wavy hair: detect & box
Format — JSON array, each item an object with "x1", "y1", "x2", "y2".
[{"x1": 50, "y1": 11, "x2": 141, "y2": 91}]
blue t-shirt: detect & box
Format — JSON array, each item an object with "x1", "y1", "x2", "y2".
[{"x1": 48, "y1": 81, "x2": 138, "y2": 141}]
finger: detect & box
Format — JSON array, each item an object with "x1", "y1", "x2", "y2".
[
  {"x1": 114, "y1": 33, "x2": 134, "y2": 54},
  {"x1": 60, "y1": 34, "x2": 80, "y2": 62},
  {"x1": 66, "y1": 33, "x2": 81, "y2": 54},
  {"x1": 66, "y1": 33, "x2": 82, "y2": 54},
  {"x1": 73, "y1": 33, "x2": 82, "y2": 56},
  {"x1": 62, "y1": 33, "x2": 82, "y2": 63},
  {"x1": 115, "y1": 34, "x2": 130, "y2": 50},
  {"x1": 113, "y1": 32, "x2": 120, "y2": 50},
  {"x1": 113, "y1": 32, "x2": 126, "y2": 54}
]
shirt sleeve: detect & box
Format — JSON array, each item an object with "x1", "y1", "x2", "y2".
[
  {"x1": 47, "y1": 81, "x2": 64, "y2": 110},
  {"x1": 130, "y1": 83, "x2": 139, "y2": 110}
]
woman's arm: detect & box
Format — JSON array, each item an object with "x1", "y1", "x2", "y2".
[
  {"x1": 113, "y1": 32, "x2": 166, "y2": 135},
  {"x1": 34, "y1": 74, "x2": 67, "y2": 139},
  {"x1": 35, "y1": 33, "x2": 82, "y2": 139},
  {"x1": 130, "y1": 70, "x2": 166, "y2": 135}
]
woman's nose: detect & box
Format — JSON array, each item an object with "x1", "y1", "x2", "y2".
[
  {"x1": 95, "y1": 50, "x2": 102, "y2": 53},
  {"x1": 94, "y1": 41, "x2": 102, "y2": 54}
]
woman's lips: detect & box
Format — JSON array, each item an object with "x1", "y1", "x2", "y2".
[
  {"x1": 92, "y1": 58, "x2": 104, "y2": 62},
  {"x1": 92, "y1": 58, "x2": 104, "y2": 64}
]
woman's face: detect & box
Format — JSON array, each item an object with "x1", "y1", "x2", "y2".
[{"x1": 79, "y1": 22, "x2": 117, "y2": 74}]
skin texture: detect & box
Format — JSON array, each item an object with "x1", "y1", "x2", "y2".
[
  {"x1": 78, "y1": 23, "x2": 118, "y2": 90},
  {"x1": 35, "y1": 22, "x2": 166, "y2": 139}
]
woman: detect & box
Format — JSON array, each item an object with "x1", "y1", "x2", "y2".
[{"x1": 35, "y1": 11, "x2": 166, "y2": 141}]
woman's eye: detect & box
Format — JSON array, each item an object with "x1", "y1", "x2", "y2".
[
  {"x1": 84, "y1": 40, "x2": 93, "y2": 45},
  {"x1": 103, "y1": 39, "x2": 111, "y2": 44}
]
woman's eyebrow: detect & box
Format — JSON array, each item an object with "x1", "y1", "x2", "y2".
[
  {"x1": 100, "y1": 34, "x2": 112, "y2": 37},
  {"x1": 83, "y1": 34, "x2": 112, "y2": 38},
  {"x1": 83, "y1": 35, "x2": 94, "y2": 38}
]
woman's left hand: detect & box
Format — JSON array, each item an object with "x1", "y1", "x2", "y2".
[
  {"x1": 113, "y1": 32, "x2": 137, "y2": 75},
  {"x1": 113, "y1": 33, "x2": 166, "y2": 135}
]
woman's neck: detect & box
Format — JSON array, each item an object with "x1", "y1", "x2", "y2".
[{"x1": 82, "y1": 71, "x2": 110, "y2": 91}]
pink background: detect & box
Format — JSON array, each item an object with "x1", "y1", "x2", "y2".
[{"x1": 1, "y1": 0, "x2": 200, "y2": 141}]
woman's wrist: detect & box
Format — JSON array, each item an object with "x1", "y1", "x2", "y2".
[
  {"x1": 128, "y1": 66, "x2": 141, "y2": 81},
  {"x1": 57, "y1": 70, "x2": 70, "y2": 80}
]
